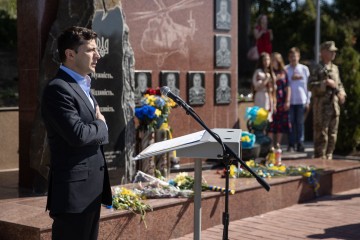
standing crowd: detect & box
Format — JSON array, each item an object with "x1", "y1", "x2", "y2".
[{"x1": 251, "y1": 14, "x2": 346, "y2": 159}]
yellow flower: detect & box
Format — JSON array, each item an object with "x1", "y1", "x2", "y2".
[
  {"x1": 229, "y1": 165, "x2": 237, "y2": 178},
  {"x1": 167, "y1": 98, "x2": 177, "y2": 107},
  {"x1": 241, "y1": 136, "x2": 250, "y2": 142},
  {"x1": 146, "y1": 95, "x2": 157, "y2": 106},
  {"x1": 174, "y1": 172, "x2": 188, "y2": 184},
  {"x1": 246, "y1": 160, "x2": 255, "y2": 167},
  {"x1": 121, "y1": 187, "x2": 137, "y2": 198},
  {"x1": 303, "y1": 172, "x2": 312, "y2": 177},
  {"x1": 155, "y1": 109, "x2": 162, "y2": 117},
  {"x1": 278, "y1": 165, "x2": 286, "y2": 172}
]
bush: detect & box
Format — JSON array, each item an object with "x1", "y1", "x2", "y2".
[
  {"x1": 0, "y1": 9, "x2": 17, "y2": 50},
  {"x1": 335, "y1": 44, "x2": 360, "y2": 154}
]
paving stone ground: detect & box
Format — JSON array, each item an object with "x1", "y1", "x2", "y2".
[{"x1": 172, "y1": 188, "x2": 360, "y2": 240}]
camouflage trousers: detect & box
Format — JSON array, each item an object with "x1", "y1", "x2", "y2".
[{"x1": 313, "y1": 97, "x2": 339, "y2": 159}]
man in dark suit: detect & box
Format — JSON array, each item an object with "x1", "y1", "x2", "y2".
[{"x1": 41, "y1": 26, "x2": 112, "y2": 240}]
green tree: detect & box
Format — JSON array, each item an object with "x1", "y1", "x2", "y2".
[
  {"x1": 0, "y1": 0, "x2": 16, "y2": 18},
  {"x1": 335, "y1": 38, "x2": 360, "y2": 154},
  {"x1": 323, "y1": 0, "x2": 360, "y2": 52},
  {"x1": 0, "y1": 0, "x2": 16, "y2": 50}
]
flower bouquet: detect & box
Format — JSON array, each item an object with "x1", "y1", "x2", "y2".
[
  {"x1": 112, "y1": 186, "x2": 153, "y2": 227},
  {"x1": 222, "y1": 160, "x2": 321, "y2": 179},
  {"x1": 135, "y1": 88, "x2": 176, "y2": 130},
  {"x1": 132, "y1": 171, "x2": 193, "y2": 198},
  {"x1": 220, "y1": 161, "x2": 321, "y2": 194},
  {"x1": 169, "y1": 172, "x2": 235, "y2": 195},
  {"x1": 132, "y1": 171, "x2": 235, "y2": 199}
]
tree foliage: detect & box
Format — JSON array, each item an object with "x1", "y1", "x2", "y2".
[
  {"x1": 335, "y1": 43, "x2": 360, "y2": 153},
  {"x1": 0, "y1": 0, "x2": 16, "y2": 50},
  {"x1": 0, "y1": 10, "x2": 16, "y2": 50}
]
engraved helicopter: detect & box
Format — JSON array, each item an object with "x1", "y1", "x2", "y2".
[{"x1": 132, "y1": 0, "x2": 203, "y2": 66}]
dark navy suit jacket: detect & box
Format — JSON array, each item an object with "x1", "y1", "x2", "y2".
[{"x1": 41, "y1": 69, "x2": 112, "y2": 214}]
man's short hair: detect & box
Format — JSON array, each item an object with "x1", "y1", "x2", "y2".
[
  {"x1": 57, "y1": 26, "x2": 98, "y2": 63},
  {"x1": 137, "y1": 72, "x2": 147, "y2": 80},
  {"x1": 193, "y1": 73, "x2": 201, "y2": 80},
  {"x1": 288, "y1": 47, "x2": 300, "y2": 56}
]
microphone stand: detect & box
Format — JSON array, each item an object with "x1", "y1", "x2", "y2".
[{"x1": 171, "y1": 97, "x2": 270, "y2": 240}]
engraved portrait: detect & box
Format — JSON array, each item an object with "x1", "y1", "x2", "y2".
[
  {"x1": 215, "y1": 35, "x2": 231, "y2": 68},
  {"x1": 187, "y1": 72, "x2": 205, "y2": 106},
  {"x1": 215, "y1": 72, "x2": 231, "y2": 104},
  {"x1": 215, "y1": 0, "x2": 231, "y2": 30},
  {"x1": 160, "y1": 71, "x2": 180, "y2": 96},
  {"x1": 135, "y1": 71, "x2": 152, "y2": 105}
]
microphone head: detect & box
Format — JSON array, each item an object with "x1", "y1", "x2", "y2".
[{"x1": 160, "y1": 86, "x2": 171, "y2": 96}]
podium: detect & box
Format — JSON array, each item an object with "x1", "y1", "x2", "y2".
[{"x1": 134, "y1": 128, "x2": 241, "y2": 240}]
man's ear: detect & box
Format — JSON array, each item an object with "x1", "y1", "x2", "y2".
[{"x1": 65, "y1": 49, "x2": 76, "y2": 61}]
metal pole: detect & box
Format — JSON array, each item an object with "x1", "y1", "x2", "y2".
[
  {"x1": 193, "y1": 159, "x2": 202, "y2": 240},
  {"x1": 315, "y1": 0, "x2": 321, "y2": 63}
]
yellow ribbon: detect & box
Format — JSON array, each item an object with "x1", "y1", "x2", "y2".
[{"x1": 159, "y1": 122, "x2": 176, "y2": 157}]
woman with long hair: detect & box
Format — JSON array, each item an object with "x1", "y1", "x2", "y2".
[
  {"x1": 252, "y1": 52, "x2": 276, "y2": 121},
  {"x1": 268, "y1": 52, "x2": 291, "y2": 146}
]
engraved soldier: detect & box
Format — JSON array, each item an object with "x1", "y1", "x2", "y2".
[
  {"x1": 135, "y1": 72, "x2": 148, "y2": 104},
  {"x1": 189, "y1": 73, "x2": 205, "y2": 105},
  {"x1": 309, "y1": 41, "x2": 346, "y2": 159},
  {"x1": 216, "y1": 36, "x2": 231, "y2": 67},
  {"x1": 216, "y1": 0, "x2": 231, "y2": 30},
  {"x1": 216, "y1": 73, "x2": 231, "y2": 103}
]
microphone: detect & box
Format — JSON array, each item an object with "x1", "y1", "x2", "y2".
[{"x1": 160, "y1": 86, "x2": 193, "y2": 112}]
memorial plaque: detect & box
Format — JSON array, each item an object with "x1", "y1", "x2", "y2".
[
  {"x1": 92, "y1": 5, "x2": 136, "y2": 184},
  {"x1": 187, "y1": 72, "x2": 206, "y2": 106},
  {"x1": 160, "y1": 71, "x2": 180, "y2": 96},
  {"x1": 134, "y1": 71, "x2": 152, "y2": 106},
  {"x1": 215, "y1": 72, "x2": 231, "y2": 104},
  {"x1": 215, "y1": 34, "x2": 231, "y2": 68},
  {"x1": 215, "y1": 0, "x2": 232, "y2": 31}
]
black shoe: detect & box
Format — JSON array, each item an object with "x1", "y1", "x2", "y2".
[{"x1": 297, "y1": 143, "x2": 305, "y2": 152}]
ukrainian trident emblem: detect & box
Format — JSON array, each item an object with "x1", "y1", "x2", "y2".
[{"x1": 97, "y1": 37, "x2": 109, "y2": 57}]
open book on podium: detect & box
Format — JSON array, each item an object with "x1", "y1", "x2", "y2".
[{"x1": 133, "y1": 128, "x2": 242, "y2": 160}]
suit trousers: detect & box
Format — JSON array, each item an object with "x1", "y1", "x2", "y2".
[{"x1": 50, "y1": 205, "x2": 101, "y2": 240}]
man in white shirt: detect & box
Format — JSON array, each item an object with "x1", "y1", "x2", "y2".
[{"x1": 285, "y1": 47, "x2": 311, "y2": 152}]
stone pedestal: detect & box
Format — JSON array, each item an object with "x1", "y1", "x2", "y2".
[{"x1": 1, "y1": 159, "x2": 360, "y2": 239}]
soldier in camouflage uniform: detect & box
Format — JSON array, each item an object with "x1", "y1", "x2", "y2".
[{"x1": 309, "y1": 41, "x2": 346, "y2": 159}]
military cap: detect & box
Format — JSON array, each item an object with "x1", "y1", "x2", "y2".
[{"x1": 321, "y1": 41, "x2": 338, "y2": 51}]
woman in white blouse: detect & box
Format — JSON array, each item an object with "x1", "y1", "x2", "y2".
[{"x1": 252, "y1": 52, "x2": 276, "y2": 121}]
